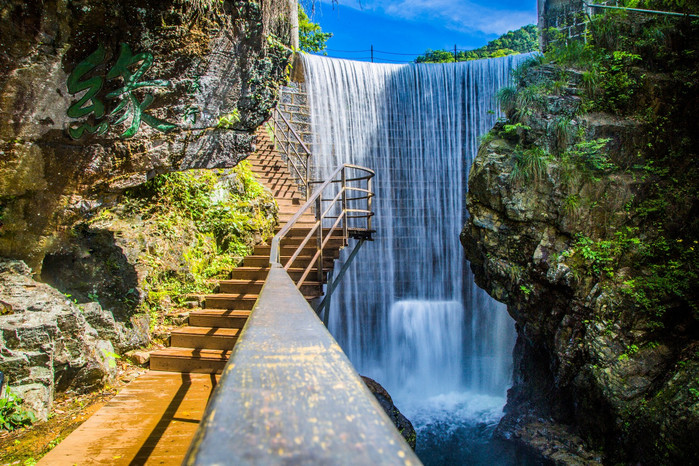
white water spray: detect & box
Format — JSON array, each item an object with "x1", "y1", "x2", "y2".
[{"x1": 301, "y1": 54, "x2": 531, "y2": 408}]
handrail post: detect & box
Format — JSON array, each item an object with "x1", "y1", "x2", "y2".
[
  {"x1": 305, "y1": 154, "x2": 311, "y2": 200},
  {"x1": 367, "y1": 177, "x2": 373, "y2": 232},
  {"x1": 315, "y1": 196, "x2": 324, "y2": 292},
  {"x1": 341, "y1": 167, "x2": 348, "y2": 243}
]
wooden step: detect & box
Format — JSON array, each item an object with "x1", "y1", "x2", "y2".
[
  {"x1": 276, "y1": 199, "x2": 303, "y2": 207},
  {"x1": 279, "y1": 234, "x2": 344, "y2": 246},
  {"x1": 271, "y1": 187, "x2": 302, "y2": 198},
  {"x1": 218, "y1": 279, "x2": 322, "y2": 295},
  {"x1": 273, "y1": 222, "x2": 324, "y2": 232},
  {"x1": 204, "y1": 295, "x2": 258, "y2": 309},
  {"x1": 280, "y1": 227, "x2": 335, "y2": 237},
  {"x1": 229, "y1": 266, "x2": 270, "y2": 280},
  {"x1": 149, "y1": 348, "x2": 231, "y2": 373},
  {"x1": 205, "y1": 290, "x2": 320, "y2": 308},
  {"x1": 257, "y1": 175, "x2": 298, "y2": 185},
  {"x1": 243, "y1": 254, "x2": 337, "y2": 268},
  {"x1": 170, "y1": 326, "x2": 240, "y2": 350},
  {"x1": 276, "y1": 217, "x2": 317, "y2": 226},
  {"x1": 254, "y1": 244, "x2": 329, "y2": 256},
  {"x1": 229, "y1": 266, "x2": 330, "y2": 281},
  {"x1": 188, "y1": 309, "x2": 251, "y2": 328},
  {"x1": 251, "y1": 168, "x2": 290, "y2": 177}
]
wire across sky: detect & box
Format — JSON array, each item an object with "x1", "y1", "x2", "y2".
[{"x1": 318, "y1": 46, "x2": 486, "y2": 64}]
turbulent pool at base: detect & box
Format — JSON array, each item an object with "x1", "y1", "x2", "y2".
[{"x1": 301, "y1": 53, "x2": 534, "y2": 464}]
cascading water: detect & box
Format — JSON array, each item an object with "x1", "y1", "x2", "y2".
[{"x1": 301, "y1": 53, "x2": 535, "y2": 464}]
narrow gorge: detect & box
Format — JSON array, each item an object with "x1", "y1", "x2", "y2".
[{"x1": 0, "y1": 1, "x2": 697, "y2": 464}]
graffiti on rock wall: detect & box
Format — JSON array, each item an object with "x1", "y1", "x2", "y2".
[{"x1": 66, "y1": 43, "x2": 177, "y2": 140}]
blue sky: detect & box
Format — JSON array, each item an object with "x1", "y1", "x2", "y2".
[{"x1": 301, "y1": 1, "x2": 538, "y2": 63}]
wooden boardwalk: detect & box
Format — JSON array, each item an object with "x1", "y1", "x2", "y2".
[
  {"x1": 39, "y1": 372, "x2": 218, "y2": 465},
  {"x1": 40, "y1": 125, "x2": 346, "y2": 464}
]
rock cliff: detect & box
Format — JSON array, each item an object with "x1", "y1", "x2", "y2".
[
  {"x1": 0, "y1": 0, "x2": 292, "y2": 418},
  {"x1": 0, "y1": 0, "x2": 293, "y2": 271},
  {"x1": 0, "y1": 259, "x2": 117, "y2": 420},
  {"x1": 462, "y1": 13, "x2": 698, "y2": 463}
]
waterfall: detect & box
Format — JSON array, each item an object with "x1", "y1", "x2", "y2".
[{"x1": 301, "y1": 55, "x2": 531, "y2": 453}]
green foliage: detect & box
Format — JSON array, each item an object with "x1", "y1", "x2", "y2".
[
  {"x1": 0, "y1": 389, "x2": 36, "y2": 432},
  {"x1": 620, "y1": 236, "x2": 699, "y2": 320},
  {"x1": 416, "y1": 25, "x2": 538, "y2": 63},
  {"x1": 101, "y1": 349, "x2": 121, "y2": 369},
  {"x1": 563, "y1": 194, "x2": 582, "y2": 215},
  {"x1": 502, "y1": 122, "x2": 531, "y2": 140},
  {"x1": 553, "y1": 117, "x2": 575, "y2": 150},
  {"x1": 561, "y1": 138, "x2": 616, "y2": 182},
  {"x1": 122, "y1": 162, "x2": 276, "y2": 325},
  {"x1": 511, "y1": 146, "x2": 550, "y2": 183},
  {"x1": 298, "y1": 4, "x2": 332, "y2": 53},
  {"x1": 496, "y1": 86, "x2": 518, "y2": 114},
  {"x1": 569, "y1": 229, "x2": 642, "y2": 277},
  {"x1": 216, "y1": 109, "x2": 240, "y2": 129},
  {"x1": 416, "y1": 49, "x2": 457, "y2": 63}
]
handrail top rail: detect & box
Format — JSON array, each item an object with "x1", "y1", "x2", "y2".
[
  {"x1": 270, "y1": 163, "x2": 374, "y2": 266},
  {"x1": 309, "y1": 172, "x2": 375, "y2": 184}
]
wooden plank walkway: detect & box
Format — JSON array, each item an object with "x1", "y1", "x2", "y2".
[{"x1": 39, "y1": 371, "x2": 218, "y2": 465}]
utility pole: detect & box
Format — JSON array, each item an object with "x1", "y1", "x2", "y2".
[
  {"x1": 371, "y1": 45, "x2": 374, "y2": 63},
  {"x1": 454, "y1": 44, "x2": 458, "y2": 62}
]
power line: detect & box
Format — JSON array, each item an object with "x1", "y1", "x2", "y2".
[
  {"x1": 326, "y1": 48, "x2": 372, "y2": 53},
  {"x1": 324, "y1": 46, "x2": 481, "y2": 56},
  {"x1": 373, "y1": 49, "x2": 423, "y2": 56}
]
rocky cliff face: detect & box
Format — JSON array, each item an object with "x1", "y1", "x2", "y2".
[
  {"x1": 0, "y1": 0, "x2": 293, "y2": 271},
  {"x1": 0, "y1": 0, "x2": 292, "y2": 418},
  {"x1": 0, "y1": 259, "x2": 118, "y2": 420},
  {"x1": 462, "y1": 49, "x2": 698, "y2": 464}
]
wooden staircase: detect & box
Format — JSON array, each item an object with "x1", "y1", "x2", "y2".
[{"x1": 149, "y1": 128, "x2": 345, "y2": 373}]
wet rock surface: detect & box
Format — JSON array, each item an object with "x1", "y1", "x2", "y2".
[{"x1": 361, "y1": 375, "x2": 417, "y2": 450}]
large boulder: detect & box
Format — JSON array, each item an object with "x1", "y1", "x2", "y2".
[{"x1": 0, "y1": 259, "x2": 117, "y2": 420}]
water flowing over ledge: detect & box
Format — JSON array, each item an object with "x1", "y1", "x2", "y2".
[
  {"x1": 300, "y1": 53, "x2": 533, "y2": 463},
  {"x1": 302, "y1": 53, "x2": 531, "y2": 397}
]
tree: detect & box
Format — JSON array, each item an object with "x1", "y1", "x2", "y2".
[
  {"x1": 298, "y1": 4, "x2": 332, "y2": 53},
  {"x1": 415, "y1": 24, "x2": 538, "y2": 63}
]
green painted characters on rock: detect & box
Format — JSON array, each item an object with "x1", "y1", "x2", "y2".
[{"x1": 66, "y1": 43, "x2": 177, "y2": 140}]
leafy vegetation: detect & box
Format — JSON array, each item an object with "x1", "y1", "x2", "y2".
[
  {"x1": 0, "y1": 389, "x2": 36, "y2": 432},
  {"x1": 511, "y1": 146, "x2": 550, "y2": 183},
  {"x1": 490, "y1": 0, "x2": 699, "y2": 327},
  {"x1": 120, "y1": 162, "x2": 276, "y2": 326},
  {"x1": 416, "y1": 24, "x2": 538, "y2": 63},
  {"x1": 216, "y1": 109, "x2": 240, "y2": 129},
  {"x1": 298, "y1": 4, "x2": 332, "y2": 53}
]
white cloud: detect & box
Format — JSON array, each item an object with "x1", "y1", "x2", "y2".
[{"x1": 316, "y1": 0, "x2": 536, "y2": 35}]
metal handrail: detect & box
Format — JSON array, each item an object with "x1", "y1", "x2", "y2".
[
  {"x1": 272, "y1": 108, "x2": 314, "y2": 199},
  {"x1": 270, "y1": 164, "x2": 375, "y2": 293},
  {"x1": 583, "y1": 1, "x2": 699, "y2": 18}
]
